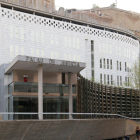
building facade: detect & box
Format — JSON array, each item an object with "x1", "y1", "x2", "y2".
[
  {"x1": 0, "y1": 1, "x2": 139, "y2": 120},
  {"x1": 0, "y1": 6, "x2": 139, "y2": 85}
]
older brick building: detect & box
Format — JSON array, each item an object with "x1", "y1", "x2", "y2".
[{"x1": 82, "y1": 7, "x2": 140, "y2": 37}]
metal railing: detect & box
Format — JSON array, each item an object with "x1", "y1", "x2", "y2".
[
  {"x1": 0, "y1": 112, "x2": 140, "y2": 120},
  {"x1": 0, "y1": 0, "x2": 134, "y2": 35}
]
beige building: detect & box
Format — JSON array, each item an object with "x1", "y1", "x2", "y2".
[
  {"x1": 83, "y1": 7, "x2": 140, "y2": 37},
  {"x1": 6, "y1": 0, "x2": 55, "y2": 11}
]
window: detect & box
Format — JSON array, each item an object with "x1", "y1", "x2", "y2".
[
  {"x1": 92, "y1": 70, "x2": 94, "y2": 81},
  {"x1": 117, "y1": 61, "x2": 119, "y2": 70},
  {"x1": 107, "y1": 59, "x2": 109, "y2": 69},
  {"x1": 125, "y1": 77, "x2": 127, "y2": 86},
  {"x1": 92, "y1": 61, "x2": 94, "y2": 68},
  {"x1": 100, "y1": 74, "x2": 102, "y2": 84},
  {"x1": 120, "y1": 76, "x2": 122, "y2": 86},
  {"x1": 125, "y1": 62, "x2": 127, "y2": 72},
  {"x1": 107, "y1": 75, "x2": 109, "y2": 85},
  {"x1": 91, "y1": 54, "x2": 94, "y2": 67},
  {"x1": 104, "y1": 74, "x2": 106, "y2": 85},
  {"x1": 91, "y1": 41, "x2": 94, "y2": 52},
  {"x1": 128, "y1": 77, "x2": 129, "y2": 87},
  {"x1": 100, "y1": 58, "x2": 102, "y2": 68},
  {"x1": 111, "y1": 75, "x2": 113, "y2": 85},
  {"x1": 103, "y1": 58, "x2": 106, "y2": 69},
  {"x1": 120, "y1": 62, "x2": 121, "y2": 71},
  {"x1": 110, "y1": 59, "x2": 112, "y2": 69},
  {"x1": 117, "y1": 76, "x2": 119, "y2": 86},
  {"x1": 91, "y1": 40, "x2": 94, "y2": 77}
]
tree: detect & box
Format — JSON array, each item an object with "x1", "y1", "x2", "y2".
[
  {"x1": 110, "y1": 3, "x2": 116, "y2": 8},
  {"x1": 92, "y1": 4, "x2": 99, "y2": 9},
  {"x1": 128, "y1": 59, "x2": 140, "y2": 90}
]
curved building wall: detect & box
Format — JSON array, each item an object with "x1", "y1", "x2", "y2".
[{"x1": 0, "y1": 7, "x2": 139, "y2": 87}]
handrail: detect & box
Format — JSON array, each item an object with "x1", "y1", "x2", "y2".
[{"x1": 0, "y1": 112, "x2": 140, "y2": 120}]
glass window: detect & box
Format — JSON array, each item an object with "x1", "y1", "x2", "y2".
[
  {"x1": 125, "y1": 77, "x2": 127, "y2": 86},
  {"x1": 107, "y1": 75, "x2": 109, "y2": 85},
  {"x1": 117, "y1": 61, "x2": 119, "y2": 70},
  {"x1": 104, "y1": 74, "x2": 106, "y2": 85},
  {"x1": 91, "y1": 50, "x2": 94, "y2": 68},
  {"x1": 111, "y1": 75, "x2": 113, "y2": 85},
  {"x1": 107, "y1": 59, "x2": 109, "y2": 69},
  {"x1": 103, "y1": 58, "x2": 106, "y2": 69},
  {"x1": 120, "y1": 76, "x2": 122, "y2": 86},
  {"x1": 92, "y1": 61, "x2": 94, "y2": 68},
  {"x1": 100, "y1": 58, "x2": 102, "y2": 68},
  {"x1": 110, "y1": 59, "x2": 112, "y2": 69},
  {"x1": 91, "y1": 40, "x2": 94, "y2": 52},
  {"x1": 120, "y1": 62, "x2": 121, "y2": 71},
  {"x1": 91, "y1": 54, "x2": 94, "y2": 61},
  {"x1": 125, "y1": 62, "x2": 127, "y2": 72},
  {"x1": 92, "y1": 70, "x2": 94, "y2": 81},
  {"x1": 117, "y1": 76, "x2": 119, "y2": 86},
  {"x1": 100, "y1": 74, "x2": 102, "y2": 84}
]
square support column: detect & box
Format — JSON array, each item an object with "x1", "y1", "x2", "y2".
[
  {"x1": 68, "y1": 72, "x2": 73, "y2": 119},
  {"x1": 38, "y1": 64, "x2": 43, "y2": 120}
]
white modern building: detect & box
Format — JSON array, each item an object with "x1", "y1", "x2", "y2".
[{"x1": 0, "y1": 1, "x2": 139, "y2": 120}]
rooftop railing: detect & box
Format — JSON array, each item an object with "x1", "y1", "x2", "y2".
[{"x1": 0, "y1": 0, "x2": 134, "y2": 36}]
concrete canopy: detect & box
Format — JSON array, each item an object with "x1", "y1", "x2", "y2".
[{"x1": 5, "y1": 55, "x2": 86, "y2": 74}]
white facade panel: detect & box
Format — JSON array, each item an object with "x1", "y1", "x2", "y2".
[{"x1": 0, "y1": 7, "x2": 139, "y2": 86}]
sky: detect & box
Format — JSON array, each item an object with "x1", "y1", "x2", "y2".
[{"x1": 55, "y1": 0, "x2": 140, "y2": 13}]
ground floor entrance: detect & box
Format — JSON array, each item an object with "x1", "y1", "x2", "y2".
[{"x1": 8, "y1": 96, "x2": 76, "y2": 120}]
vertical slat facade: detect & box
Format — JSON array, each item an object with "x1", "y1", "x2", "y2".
[{"x1": 77, "y1": 74, "x2": 140, "y2": 118}]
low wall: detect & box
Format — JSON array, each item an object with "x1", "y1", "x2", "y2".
[{"x1": 0, "y1": 119, "x2": 138, "y2": 140}]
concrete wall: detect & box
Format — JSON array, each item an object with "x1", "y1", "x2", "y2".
[{"x1": 0, "y1": 119, "x2": 138, "y2": 140}]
